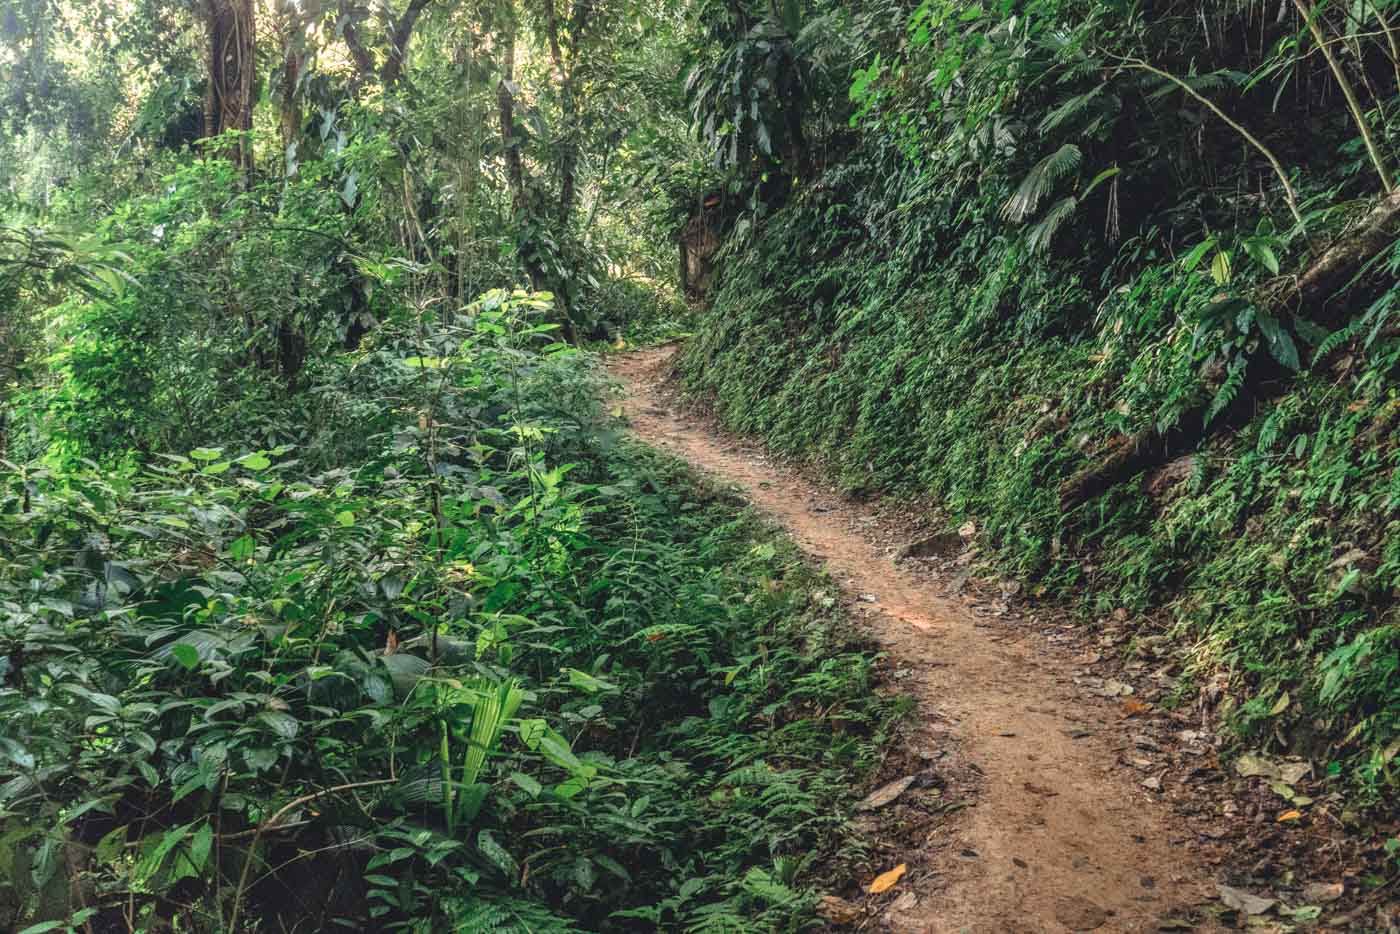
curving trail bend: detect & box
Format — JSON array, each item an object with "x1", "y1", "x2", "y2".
[{"x1": 609, "y1": 345, "x2": 1222, "y2": 934}]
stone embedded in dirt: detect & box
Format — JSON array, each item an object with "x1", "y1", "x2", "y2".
[
  {"x1": 1302, "y1": 881, "x2": 1344, "y2": 902},
  {"x1": 888, "y1": 891, "x2": 919, "y2": 912},
  {"x1": 855, "y1": 775, "x2": 917, "y2": 811},
  {"x1": 897, "y1": 532, "x2": 962, "y2": 560},
  {"x1": 1101, "y1": 679, "x2": 1134, "y2": 697},
  {"x1": 1054, "y1": 895, "x2": 1111, "y2": 930},
  {"x1": 817, "y1": 895, "x2": 862, "y2": 925},
  {"x1": 1141, "y1": 775, "x2": 1162, "y2": 791},
  {"x1": 911, "y1": 769, "x2": 945, "y2": 789},
  {"x1": 1217, "y1": 883, "x2": 1276, "y2": 916}
]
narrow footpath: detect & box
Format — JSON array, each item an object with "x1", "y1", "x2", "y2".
[{"x1": 610, "y1": 345, "x2": 1223, "y2": 934}]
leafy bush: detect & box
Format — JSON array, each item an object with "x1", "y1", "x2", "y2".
[
  {"x1": 0, "y1": 291, "x2": 898, "y2": 932},
  {"x1": 679, "y1": 0, "x2": 1400, "y2": 804}
]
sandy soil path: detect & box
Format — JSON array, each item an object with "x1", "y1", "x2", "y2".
[{"x1": 609, "y1": 345, "x2": 1222, "y2": 933}]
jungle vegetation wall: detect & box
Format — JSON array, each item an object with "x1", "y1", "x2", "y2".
[{"x1": 680, "y1": 0, "x2": 1400, "y2": 794}]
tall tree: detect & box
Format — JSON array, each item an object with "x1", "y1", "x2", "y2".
[
  {"x1": 203, "y1": 0, "x2": 255, "y2": 174},
  {"x1": 340, "y1": 0, "x2": 438, "y2": 90}
]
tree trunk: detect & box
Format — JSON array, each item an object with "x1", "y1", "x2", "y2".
[
  {"x1": 341, "y1": 0, "x2": 434, "y2": 90},
  {"x1": 204, "y1": 0, "x2": 256, "y2": 176},
  {"x1": 1061, "y1": 188, "x2": 1400, "y2": 511},
  {"x1": 279, "y1": 50, "x2": 302, "y2": 151},
  {"x1": 381, "y1": 0, "x2": 434, "y2": 87},
  {"x1": 497, "y1": 27, "x2": 527, "y2": 218},
  {"x1": 541, "y1": 0, "x2": 579, "y2": 225},
  {"x1": 496, "y1": 24, "x2": 549, "y2": 297}
]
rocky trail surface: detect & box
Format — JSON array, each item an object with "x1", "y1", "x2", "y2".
[{"x1": 608, "y1": 346, "x2": 1282, "y2": 934}]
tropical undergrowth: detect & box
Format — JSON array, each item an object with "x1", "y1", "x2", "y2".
[
  {"x1": 678, "y1": 0, "x2": 1400, "y2": 806},
  {"x1": 0, "y1": 288, "x2": 900, "y2": 932}
]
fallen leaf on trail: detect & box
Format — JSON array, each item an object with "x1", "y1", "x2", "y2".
[
  {"x1": 1023, "y1": 781, "x2": 1059, "y2": 797},
  {"x1": 1301, "y1": 882, "x2": 1344, "y2": 902},
  {"x1": 1217, "y1": 883, "x2": 1275, "y2": 916},
  {"x1": 856, "y1": 775, "x2": 916, "y2": 811},
  {"x1": 1101, "y1": 679, "x2": 1134, "y2": 697},
  {"x1": 613, "y1": 338, "x2": 627, "y2": 350},
  {"x1": 1269, "y1": 692, "x2": 1290, "y2": 715},
  {"x1": 958, "y1": 520, "x2": 976, "y2": 539},
  {"x1": 867, "y1": 863, "x2": 907, "y2": 894},
  {"x1": 1276, "y1": 809, "x2": 1303, "y2": 822},
  {"x1": 1277, "y1": 761, "x2": 1310, "y2": 784},
  {"x1": 1121, "y1": 698, "x2": 1152, "y2": 718},
  {"x1": 817, "y1": 895, "x2": 862, "y2": 925},
  {"x1": 1141, "y1": 775, "x2": 1162, "y2": 791},
  {"x1": 1234, "y1": 752, "x2": 1276, "y2": 779}
]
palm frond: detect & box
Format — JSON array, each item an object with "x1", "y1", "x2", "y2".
[
  {"x1": 1038, "y1": 87, "x2": 1103, "y2": 134},
  {"x1": 1026, "y1": 195, "x2": 1079, "y2": 252},
  {"x1": 1003, "y1": 143, "x2": 1082, "y2": 222}
]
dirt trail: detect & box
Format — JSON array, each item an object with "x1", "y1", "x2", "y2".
[{"x1": 610, "y1": 346, "x2": 1222, "y2": 934}]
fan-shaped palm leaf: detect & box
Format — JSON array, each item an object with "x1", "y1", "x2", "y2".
[{"x1": 1003, "y1": 143, "x2": 1082, "y2": 222}]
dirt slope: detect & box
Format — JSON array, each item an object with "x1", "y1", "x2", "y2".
[{"x1": 609, "y1": 345, "x2": 1224, "y2": 933}]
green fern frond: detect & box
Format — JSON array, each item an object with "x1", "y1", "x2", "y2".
[
  {"x1": 1003, "y1": 143, "x2": 1082, "y2": 223},
  {"x1": 1206, "y1": 354, "x2": 1248, "y2": 425},
  {"x1": 441, "y1": 894, "x2": 582, "y2": 933},
  {"x1": 1026, "y1": 196, "x2": 1079, "y2": 252}
]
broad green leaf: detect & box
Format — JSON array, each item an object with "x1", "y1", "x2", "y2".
[
  {"x1": 170, "y1": 643, "x2": 200, "y2": 671},
  {"x1": 1210, "y1": 250, "x2": 1233, "y2": 285},
  {"x1": 257, "y1": 710, "x2": 300, "y2": 739}
]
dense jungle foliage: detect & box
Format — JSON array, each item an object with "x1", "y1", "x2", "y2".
[
  {"x1": 680, "y1": 0, "x2": 1400, "y2": 811},
  {"x1": 14, "y1": 0, "x2": 1400, "y2": 927},
  {"x1": 0, "y1": 0, "x2": 902, "y2": 930}
]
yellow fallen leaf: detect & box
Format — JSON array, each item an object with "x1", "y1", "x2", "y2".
[
  {"x1": 867, "y1": 863, "x2": 907, "y2": 894},
  {"x1": 613, "y1": 338, "x2": 628, "y2": 350},
  {"x1": 1121, "y1": 698, "x2": 1151, "y2": 718},
  {"x1": 1277, "y1": 809, "x2": 1303, "y2": 822}
]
